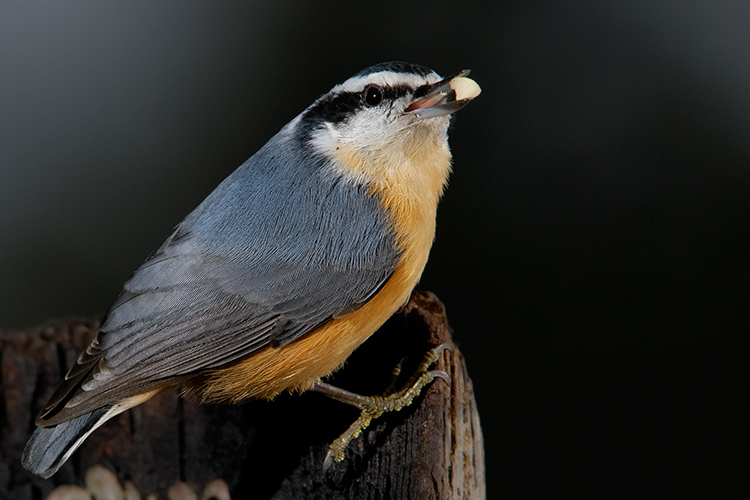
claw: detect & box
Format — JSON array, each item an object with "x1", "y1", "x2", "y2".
[
  {"x1": 322, "y1": 449, "x2": 334, "y2": 475},
  {"x1": 313, "y1": 342, "x2": 454, "y2": 471},
  {"x1": 421, "y1": 343, "x2": 451, "y2": 368},
  {"x1": 432, "y1": 342, "x2": 452, "y2": 356},
  {"x1": 427, "y1": 369, "x2": 451, "y2": 384}
]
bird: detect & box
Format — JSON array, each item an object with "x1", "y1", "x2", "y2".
[{"x1": 22, "y1": 61, "x2": 481, "y2": 478}]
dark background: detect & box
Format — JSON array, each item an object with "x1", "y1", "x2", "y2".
[{"x1": 1, "y1": 1, "x2": 746, "y2": 497}]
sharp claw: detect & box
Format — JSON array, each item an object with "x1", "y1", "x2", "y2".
[
  {"x1": 426, "y1": 343, "x2": 452, "y2": 365},
  {"x1": 427, "y1": 369, "x2": 451, "y2": 384},
  {"x1": 433, "y1": 343, "x2": 452, "y2": 355},
  {"x1": 322, "y1": 449, "x2": 335, "y2": 475},
  {"x1": 317, "y1": 342, "x2": 454, "y2": 471}
]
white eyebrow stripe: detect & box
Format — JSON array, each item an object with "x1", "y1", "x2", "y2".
[{"x1": 333, "y1": 71, "x2": 442, "y2": 94}]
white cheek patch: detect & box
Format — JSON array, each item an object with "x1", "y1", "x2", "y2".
[
  {"x1": 310, "y1": 107, "x2": 403, "y2": 158},
  {"x1": 309, "y1": 124, "x2": 371, "y2": 185},
  {"x1": 306, "y1": 69, "x2": 452, "y2": 184},
  {"x1": 309, "y1": 122, "x2": 340, "y2": 161}
]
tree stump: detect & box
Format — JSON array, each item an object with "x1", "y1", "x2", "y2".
[{"x1": 1, "y1": 291, "x2": 485, "y2": 499}]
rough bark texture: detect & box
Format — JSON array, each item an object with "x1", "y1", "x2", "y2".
[{"x1": 1, "y1": 291, "x2": 485, "y2": 499}]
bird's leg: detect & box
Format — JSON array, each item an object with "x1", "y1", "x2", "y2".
[{"x1": 312, "y1": 343, "x2": 451, "y2": 471}]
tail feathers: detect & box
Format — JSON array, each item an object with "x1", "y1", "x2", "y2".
[{"x1": 22, "y1": 406, "x2": 111, "y2": 478}]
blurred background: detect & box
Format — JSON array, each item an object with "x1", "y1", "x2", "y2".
[{"x1": 1, "y1": 0, "x2": 746, "y2": 497}]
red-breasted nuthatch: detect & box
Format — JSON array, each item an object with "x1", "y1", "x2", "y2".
[{"x1": 23, "y1": 61, "x2": 481, "y2": 477}]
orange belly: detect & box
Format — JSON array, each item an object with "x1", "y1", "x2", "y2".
[
  {"x1": 196, "y1": 135, "x2": 450, "y2": 404},
  {"x1": 197, "y1": 205, "x2": 438, "y2": 403},
  {"x1": 196, "y1": 257, "x2": 424, "y2": 403}
]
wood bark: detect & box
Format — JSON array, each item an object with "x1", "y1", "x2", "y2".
[{"x1": 1, "y1": 291, "x2": 485, "y2": 499}]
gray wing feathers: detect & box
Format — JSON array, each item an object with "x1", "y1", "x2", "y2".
[
  {"x1": 41, "y1": 132, "x2": 398, "y2": 422},
  {"x1": 23, "y1": 407, "x2": 111, "y2": 478}
]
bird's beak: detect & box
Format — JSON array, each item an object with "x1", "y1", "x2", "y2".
[{"x1": 404, "y1": 69, "x2": 482, "y2": 118}]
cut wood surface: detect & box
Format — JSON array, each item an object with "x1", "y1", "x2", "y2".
[{"x1": 1, "y1": 291, "x2": 485, "y2": 499}]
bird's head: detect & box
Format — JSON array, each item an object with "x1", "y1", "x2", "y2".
[{"x1": 296, "y1": 62, "x2": 481, "y2": 190}]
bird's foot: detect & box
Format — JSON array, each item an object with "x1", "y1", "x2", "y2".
[{"x1": 313, "y1": 343, "x2": 451, "y2": 472}]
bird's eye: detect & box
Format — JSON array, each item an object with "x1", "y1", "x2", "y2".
[{"x1": 364, "y1": 86, "x2": 383, "y2": 107}]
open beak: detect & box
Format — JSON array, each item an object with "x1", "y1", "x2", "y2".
[{"x1": 404, "y1": 69, "x2": 482, "y2": 119}]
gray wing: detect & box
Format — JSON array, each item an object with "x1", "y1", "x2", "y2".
[{"x1": 38, "y1": 134, "x2": 399, "y2": 424}]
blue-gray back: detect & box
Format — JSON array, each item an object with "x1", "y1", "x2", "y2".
[{"x1": 40, "y1": 126, "x2": 399, "y2": 420}]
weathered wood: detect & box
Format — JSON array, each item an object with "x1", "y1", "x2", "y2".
[{"x1": 1, "y1": 291, "x2": 485, "y2": 499}]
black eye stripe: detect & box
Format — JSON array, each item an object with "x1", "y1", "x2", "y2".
[
  {"x1": 302, "y1": 85, "x2": 414, "y2": 127},
  {"x1": 302, "y1": 84, "x2": 416, "y2": 127},
  {"x1": 413, "y1": 83, "x2": 431, "y2": 99},
  {"x1": 302, "y1": 92, "x2": 361, "y2": 126},
  {"x1": 377, "y1": 84, "x2": 412, "y2": 102}
]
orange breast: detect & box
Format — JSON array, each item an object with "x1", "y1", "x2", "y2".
[{"x1": 195, "y1": 134, "x2": 451, "y2": 403}]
